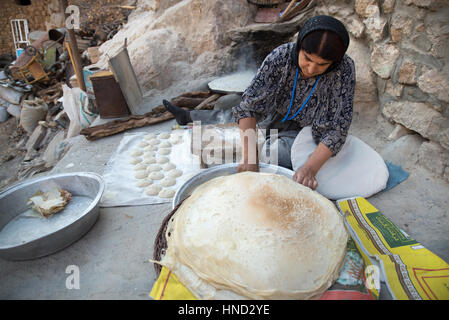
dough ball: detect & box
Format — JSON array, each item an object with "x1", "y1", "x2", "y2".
[
  {"x1": 144, "y1": 145, "x2": 158, "y2": 151},
  {"x1": 158, "y1": 148, "x2": 171, "y2": 155},
  {"x1": 129, "y1": 157, "x2": 142, "y2": 165},
  {"x1": 143, "y1": 151, "x2": 156, "y2": 158},
  {"x1": 145, "y1": 185, "x2": 161, "y2": 196},
  {"x1": 148, "y1": 164, "x2": 162, "y2": 172},
  {"x1": 148, "y1": 138, "x2": 161, "y2": 145},
  {"x1": 170, "y1": 137, "x2": 182, "y2": 144},
  {"x1": 136, "y1": 179, "x2": 152, "y2": 188},
  {"x1": 160, "y1": 178, "x2": 176, "y2": 187},
  {"x1": 144, "y1": 133, "x2": 156, "y2": 140},
  {"x1": 138, "y1": 141, "x2": 149, "y2": 147},
  {"x1": 150, "y1": 171, "x2": 164, "y2": 180},
  {"x1": 156, "y1": 156, "x2": 169, "y2": 164},
  {"x1": 168, "y1": 169, "x2": 183, "y2": 178},
  {"x1": 159, "y1": 188, "x2": 175, "y2": 198},
  {"x1": 130, "y1": 149, "x2": 143, "y2": 157},
  {"x1": 158, "y1": 132, "x2": 171, "y2": 139},
  {"x1": 143, "y1": 157, "x2": 156, "y2": 164},
  {"x1": 162, "y1": 162, "x2": 176, "y2": 171},
  {"x1": 135, "y1": 171, "x2": 148, "y2": 179},
  {"x1": 134, "y1": 163, "x2": 147, "y2": 171},
  {"x1": 160, "y1": 141, "x2": 172, "y2": 148}
]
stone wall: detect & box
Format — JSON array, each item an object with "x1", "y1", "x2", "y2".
[
  {"x1": 0, "y1": 0, "x2": 51, "y2": 55},
  {"x1": 316, "y1": 0, "x2": 449, "y2": 181},
  {"x1": 0, "y1": 0, "x2": 132, "y2": 55}
]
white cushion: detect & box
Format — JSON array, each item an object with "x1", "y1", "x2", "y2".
[{"x1": 291, "y1": 127, "x2": 389, "y2": 200}]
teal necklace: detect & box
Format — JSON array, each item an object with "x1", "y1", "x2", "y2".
[{"x1": 282, "y1": 67, "x2": 321, "y2": 122}]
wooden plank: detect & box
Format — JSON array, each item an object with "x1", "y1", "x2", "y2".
[{"x1": 79, "y1": 109, "x2": 174, "y2": 141}]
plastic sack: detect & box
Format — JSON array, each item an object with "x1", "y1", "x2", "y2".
[
  {"x1": 62, "y1": 84, "x2": 97, "y2": 138},
  {"x1": 291, "y1": 126, "x2": 389, "y2": 200},
  {"x1": 20, "y1": 98, "x2": 48, "y2": 134},
  {"x1": 0, "y1": 106, "x2": 9, "y2": 122},
  {"x1": 0, "y1": 85, "x2": 23, "y2": 105}
]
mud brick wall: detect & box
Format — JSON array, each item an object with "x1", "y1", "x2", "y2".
[
  {"x1": 0, "y1": 0, "x2": 132, "y2": 55},
  {"x1": 0, "y1": 0, "x2": 51, "y2": 55}
]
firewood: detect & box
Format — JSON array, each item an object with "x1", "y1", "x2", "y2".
[
  {"x1": 170, "y1": 97, "x2": 208, "y2": 108},
  {"x1": 80, "y1": 108, "x2": 174, "y2": 141}
]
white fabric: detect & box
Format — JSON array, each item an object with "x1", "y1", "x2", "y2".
[{"x1": 291, "y1": 127, "x2": 389, "y2": 200}]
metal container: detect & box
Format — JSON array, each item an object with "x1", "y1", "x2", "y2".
[
  {"x1": 173, "y1": 163, "x2": 294, "y2": 209},
  {"x1": 90, "y1": 71, "x2": 130, "y2": 119},
  {"x1": 0, "y1": 172, "x2": 104, "y2": 261}
]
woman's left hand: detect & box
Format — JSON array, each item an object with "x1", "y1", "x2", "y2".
[{"x1": 293, "y1": 165, "x2": 318, "y2": 190}]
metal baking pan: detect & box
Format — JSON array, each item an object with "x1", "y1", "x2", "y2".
[
  {"x1": 173, "y1": 163, "x2": 294, "y2": 208},
  {"x1": 0, "y1": 172, "x2": 104, "y2": 261},
  {"x1": 207, "y1": 71, "x2": 256, "y2": 94}
]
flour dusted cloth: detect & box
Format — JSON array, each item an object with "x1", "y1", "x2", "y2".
[
  {"x1": 100, "y1": 130, "x2": 202, "y2": 207},
  {"x1": 291, "y1": 126, "x2": 389, "y2": 200}
]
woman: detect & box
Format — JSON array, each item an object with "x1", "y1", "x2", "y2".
[{"x1": 163, "y1": 15, "x2": 355, "y2": 191}]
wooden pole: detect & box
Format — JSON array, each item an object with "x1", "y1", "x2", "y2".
[{"x1": 60, "y1": 0, "x2": 86, "y2": 92}]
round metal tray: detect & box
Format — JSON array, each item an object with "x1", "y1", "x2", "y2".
[
  {"x1": 173, "y1": 163, "x2": 294, "y2": 208},
  {"x1": 0, "y1": 172, "x2": 104, "y2": 261}
]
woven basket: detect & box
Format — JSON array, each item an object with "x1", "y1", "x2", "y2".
[
  {"x1": 247, "y1": 0, "x2": 285, "y2": 7},
  {"x1": 153, "y1": 197, "x2": 189, "y2": 276}
]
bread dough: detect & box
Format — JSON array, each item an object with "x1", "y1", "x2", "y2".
[
  {"x1": 138, "y1": 141, "x2": 149, "y2": 147},
  {"x1": 170, "y1": 137, "x2": 182, "y2": 145},
  {"x1": 145, "y1": 145, "x2": 158, "y2": 151},
  {"x1": 160, "y1": 141, "x2": 172, "y2": 148},
  {"x1": 156, "y1": 156, "x2": 169, "y2": 164},
  {"x1": 129, "y1": 157, "x2": 142, "y2": 165},
  {"x1": 158, "y1": 148, "x2": 171, "y2": 155},
  {"x1": 145, "y1": 185, "x2": 161, "y2": 196},
  {"x1": 158, "y1": 132, "x2": 171, "y2": 139},
  {"x1": 143, "y1": 151, "x2": 156, "y2": 158},
  {"x1": 144, "y1": 133, "x2": 156, "y2": 140},
  {"x1": 130, "y1": 150, "x2": 143, "y2": 157},
  {"x1": 134, "y1": 170, "x2": 148, "y2": 179},
  {"x1": 136, "y1": 179, "x2": 152, "y2": 188},
  {"x1": 148, "y1": 164, "x2": 162, "y2": 172},
  {"x1": 160, "y1": 178, "x2": 176, "y2": 187},
  {"x1": 159, "y1": 172, "x2": 349, "y2": 300},
  {"x1": 150, "y1": 171, "x2": 164, "y2": 180},
  {"x1": 168, "y1": 169, "x2": 183, "y2": 178},
  {"x1": 162, "y1": 162, "x2": 176, "y2": 171},
  {"x1": 134, "y1": 163, "x2": 147, "y2": 171},
  {"x1": 170, "y1": 133, "x2": 183, "y2": 144},
  {"x1": 143, "y1": 157, "x2": 157, "y2": 164},
  {"x1": 148, "y1": 138, "x2": 161, "y2": 145},
  {"x1": 159, "y1": 188, "x2": 175, "y2": 198}
]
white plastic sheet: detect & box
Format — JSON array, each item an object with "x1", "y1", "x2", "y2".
[{"x1": 100, "y1": 129, "x2": 203, "y2": 207}]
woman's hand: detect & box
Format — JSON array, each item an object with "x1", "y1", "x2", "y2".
[
  {"x1": 292, "y1": 142, "x2": 333, "y2": 190},
  {"x1": 293, "y1": 165, "x2": 318, "y2": 189}
]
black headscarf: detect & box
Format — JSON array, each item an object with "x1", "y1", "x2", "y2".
[{"x1": 293, "y1": 15, "x2": 350, "y2": 74}]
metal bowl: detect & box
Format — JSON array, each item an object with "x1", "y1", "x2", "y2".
[
  {"x1": 173, "y1": 163, "x2": 295, "y2": 208},
  {"x1": 0, "y1": 172, "x2": 104, "y2": 261}
]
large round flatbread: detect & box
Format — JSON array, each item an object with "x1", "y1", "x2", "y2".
[{"x1": 158, "y1": 172, "x2": 348, "y2": 300}]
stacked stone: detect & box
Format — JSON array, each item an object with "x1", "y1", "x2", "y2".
[{"x1": 317, "y1": 0, "x2": 449, "y2": 181}]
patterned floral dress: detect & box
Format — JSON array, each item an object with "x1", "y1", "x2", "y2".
[{"x1": 232, "y1": 42, "x2": 356, "y2": 156}]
